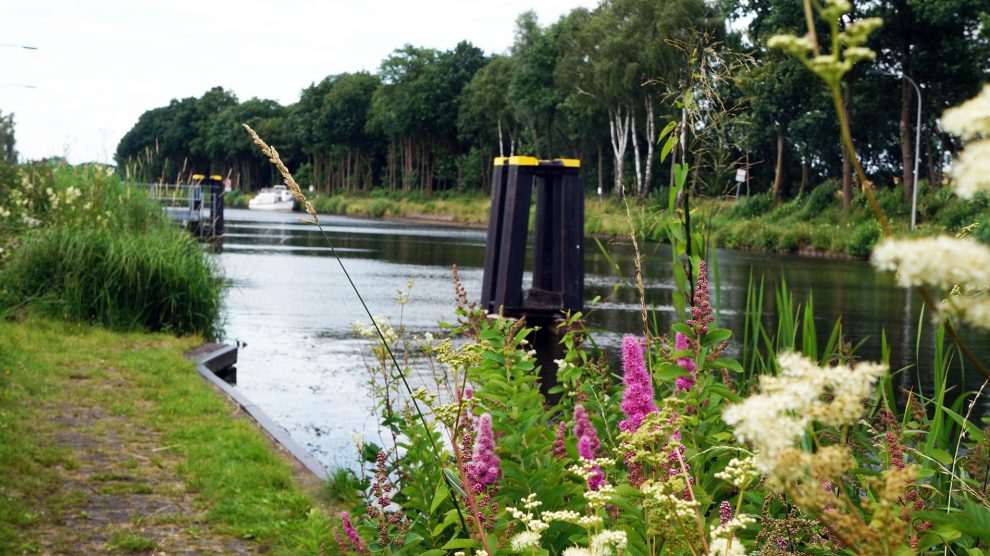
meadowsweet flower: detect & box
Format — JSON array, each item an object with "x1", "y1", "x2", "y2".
[
  {"x1": 944, "y1": 295, "x2": 990, "y2": 330},
  {"x1": 510, "y1": 530, "x2": 541, "y2": 551},
  {"x1": 619, "y1": 335, "x2": 657, "y2": 432},
  {"x1": 708, "y1": 536, "x2": 746, "y2": 556},
  {"x1": 871, "y1": 236, "x2": 990, "y2": 290},
  {"x1": 722, "y1": 352, "x2": 886, "y2": 475},
  {"x1": 470, "y1": 413, "x2": 501, "y2": 486},
  {"x1": 589, "y1": 530, "x2": 628, "y2": 554},
  {"x1": 947, "y1": 139, "x2": 990, "y2": 199},
  {"x1": 714, "y1": 456, "x2": 760, "y2": 488},
  {"x1": 941, "y1": 84, "x2": 990, "y2": 141}
]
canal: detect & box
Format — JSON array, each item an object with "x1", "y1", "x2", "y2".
[{"x1": 218, "y1": 208, "x2": 989, "y2": 472}]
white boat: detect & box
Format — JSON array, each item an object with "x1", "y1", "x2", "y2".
[{"x1": 248, "y1": 185, "x2": 295, "y2": 211}]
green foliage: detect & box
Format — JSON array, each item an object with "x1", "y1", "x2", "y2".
[
  {"x1": 0, "y1": 163, "x2": 223, "y2": 338},
  {"x1": 1, "y1": 225, "x2": 222, "y2": 338},
  {"x1": 845, "y1": 221, "x2": 882, "y2": 258},
  {"x1": 799, "y1": 180, "x2": 839, "y2": 220},
  {"x1": 729, "y1": 191, "x2": 773, "y2": 219}
]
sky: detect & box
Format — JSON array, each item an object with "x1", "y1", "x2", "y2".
[{"x1": 0, "y1": 0, "x2": 599, "y2": 164}]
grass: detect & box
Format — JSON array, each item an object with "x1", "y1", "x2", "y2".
[{"x1": 0, "y1": 317, "x2": 338, "y2": 554}]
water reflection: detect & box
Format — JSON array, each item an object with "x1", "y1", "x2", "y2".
[{"x1": 218, "y1": 208, "x2": 989, "y2": 472}]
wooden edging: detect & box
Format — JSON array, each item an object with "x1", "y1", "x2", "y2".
[{"x1": 188, "y1": 346, "x2": 329, "y2": 481}]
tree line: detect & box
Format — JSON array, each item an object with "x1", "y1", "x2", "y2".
[{"x1": 115, "y1": 0, "x2": 989, "y2": 204}]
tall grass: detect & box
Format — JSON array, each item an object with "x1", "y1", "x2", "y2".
[{"x1": 1, "y1": 226, "x2": 222, "y2": 337}]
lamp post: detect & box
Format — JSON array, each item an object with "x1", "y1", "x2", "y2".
[
  {"x1": 870, "y1": 70, "x2": 922, "y2": 230},
  {"x1": 0, "y1": 84, "x2": 36, "y2": 93}
]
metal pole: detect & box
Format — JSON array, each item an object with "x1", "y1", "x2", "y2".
[{"x1": 903, "y1": 75, "x2": 922, "y2": 230}]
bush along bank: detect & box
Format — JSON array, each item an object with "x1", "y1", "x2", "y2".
[
  {"x1": 0, "y1": 162, "x2": 224, "y2": 338},
  {"x1": 706, "y1": 181, "x2": 990, "y2": 258}
]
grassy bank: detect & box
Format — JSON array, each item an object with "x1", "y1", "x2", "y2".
[
  {"x1": 249, "y1": 181, "x2": 988, "y2": 258},
  {"x1": 0, "y1": 317, "x2": 337, "y2": 554}
]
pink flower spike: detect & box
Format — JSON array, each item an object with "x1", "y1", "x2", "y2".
[
  {"x1": 573, "y1": 405, "x2": 600, "y2": 456},
  {"x1": 619, "y1": 335, "x2": 657, "y2": 433},
  {"x1": 552, "y1": 421, "x2": 567, "y2": 460},
  {"x1": 340, "y1": 511, "x2": 368, "y2": 554},
  {"x1": 470, "y1": 413, "x2": 501, "y2": 486}
]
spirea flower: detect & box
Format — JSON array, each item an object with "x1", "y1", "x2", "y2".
[
  {"x1": 619, "y1": 335, "x2": 657, "y2": 432},
  {"x1": 470, "y1": 413, "x2": 501, "y2": 486},
  {"x1": 573, "y1": 405, "x2": 600, "y2": 455},
  {"x1": 340, "y1": 511, "x2": 368, "y2": 554},
  {"x1": 947, "y1": 139, "x2": 990, "y2": 199},
  {"x1": 719, "y1": 500, "x2": 733, "y2": 526},
  {"x1": 552, "y1": 420, "x2": 568, "y2": 460},
  {"x1": 872, "y1": 236, "x2": 990, "y2": 290}
]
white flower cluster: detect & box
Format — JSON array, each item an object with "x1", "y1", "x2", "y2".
[
  {"x1": 722, "y1": 352, "x2": 886, "y2": 474},
  {"x1": 872, "y1": 236, "x2": 990, "y2": 329},
  {"x1": 714, "y1": 455, "x2": 760, "y2": 488},
  {"x1": 583, "y1": 483, "x2": 616, "y2": 511},
  {"x1": 708, "y1": 537, "x2": 747, "y2": 556},
  {"x1": 560, "y1": 530, "x2": 628, "y2": 556},
  {"x1": 941, "y1": 84, "x2": 990, "y2": 141},
  {"x1": 706, "y1": 513, "x2": 755, "y2": 556},
  {"x1": 641, "y1": 480, "x2": 699, "y2": 520},
  {"x1": 507, "y1": 493, "x2": 549, "y2": 535},
  {"x1": 510, "y1": 530, "x2": 541, "y2": 552},
  {"x1": 872, "y1": 236, "x2": 990, "y2": 290},
  {"x1": 351, "y1": 316, "x2": 398, "y2": 344}
]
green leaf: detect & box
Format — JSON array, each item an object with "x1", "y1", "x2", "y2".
[
  {"x1": 674, "y1": 163, "x2": 689, "y2": 188},
  {"x1": 660, "y1": 134, "x2": 678, "y2": 164},
  {"x1": 442, "y1": 468, "x2": 466, "y2": 499},
  {"x1": 441, "y1": 538, "x2": 479, "y2": 550},
  {"x1": 430, "y1": 482, "x2": 449, "y2": 514},
  {"x1": 431, "y1": 510, "x2": 460, "y2": 537},
  {"x1": 653, "y1": 362, "x2": 690, "y2": 380},
  {"x1": 657, "y1": 119, "x2": 677, "y2": 143},
  {"x1": 703, "y1": 328, "x2": 731, "y2": 346},
  {"x1": 708, "y1": 358, "x2": 744, "y2": 373},
  {"x1": 671, "y1": 323, "x2": 693, "y2": 337}
]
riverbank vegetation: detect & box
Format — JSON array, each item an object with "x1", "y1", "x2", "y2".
[
  {"x1": 0, "y1": 158, "x2": 223, "y2": 337},
  {"x1": 0, "y1": 317, "x2": 340, "y2": 553}
]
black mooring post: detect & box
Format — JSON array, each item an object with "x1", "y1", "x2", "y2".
[
  {"x1": 494, "y1": 160, "x2": 536, "y2": 311},
  {"x1": 480, "y1": 159, "x2": 509, "y2": 313},
  {"x1": 479, "y1": 157, "x2": 584, "y2": 405}
]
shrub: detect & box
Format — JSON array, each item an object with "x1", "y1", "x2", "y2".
[
  {"x1": 729, "y1": 191, "x2": 773, "y2": 219},
  {"x1": 846, "y1": 221, "x2": 881, "y2": 258},
  {"x1": 800, "y1": 180, "x2": 839, "y2": 220}
]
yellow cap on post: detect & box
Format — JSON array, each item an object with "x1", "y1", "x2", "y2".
[
  {"x1": 554, "y1": 158, "x2": 580, "y2": 168},
  {"x1": 507, "y1": 156, "x2": 539, "y2": 166},
  {"x1": 493, "y1": 157, "x2": 509, "y2": 166}
]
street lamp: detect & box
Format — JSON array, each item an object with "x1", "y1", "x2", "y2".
[
  {"x1": 0, "y1": 84, "x2": 36, "y2": 92},
  {"x1": 870, "y1": 70, "x2": 922, "y2": 230},
  {"x1": 0, "y1": 44, "x2": 38, "y2": 50}
]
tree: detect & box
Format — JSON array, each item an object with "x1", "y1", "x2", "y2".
[{"x1": 0, "y1": 111, "x2": 16, "y2": 163}]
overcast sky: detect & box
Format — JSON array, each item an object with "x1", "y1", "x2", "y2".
[{"x1": 0, "y1": 0, "x2": 599, "y2": 164}]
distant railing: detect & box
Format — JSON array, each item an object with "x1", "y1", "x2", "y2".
[{"x1": 146, "y1": 182, "x2": 225, "y2": 240}]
